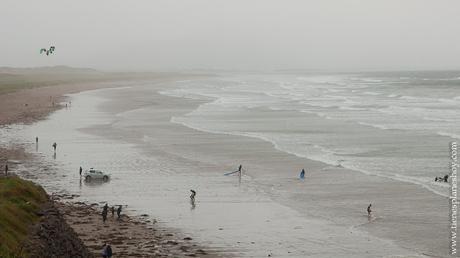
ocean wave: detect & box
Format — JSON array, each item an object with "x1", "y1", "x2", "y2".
[
  {"x1": 171, "y1": 115, "x2": 449, "y2": 198},
  {"x1": 423, "y1": 117, "x2": 457, "y2": 123},
  {"x1": 296, "y1": 76, "x2": 348, "y2": 86},
  {"x1": 357, "y1": 122, "x2": 390, "y2": 130},
  {"x1": 436, "y1": 131, "x2": 460, "y2": 140},
  {"x1": 355, "y1": 78, "x2": 383, "y2": 83},
  {"x1": 362, "y1": 91, "x2": 382, "y2": 96},
  {"x1": 343, "y1": 162, "x2": 449, "y2": 197},
  {"x1": 338, "y1": 106, "x2": 367, "y2": 111},
  {"x1": 399, "y1": 95, "x2": 419, "y2": 101},
  {"x1": 387, "y1": 94, "x2": 400, "y2": 98}
]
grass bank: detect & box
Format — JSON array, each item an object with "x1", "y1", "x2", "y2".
[
  {"x1": 0, "y1": 65, "x2": 193, "y2": 95},
  {"x1": 0, "y1": 176, "x2": 48, "y2": 257}
]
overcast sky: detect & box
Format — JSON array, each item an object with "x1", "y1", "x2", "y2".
[{"x1": 1, "y1": 0, "x2": 459, "y2": 71}]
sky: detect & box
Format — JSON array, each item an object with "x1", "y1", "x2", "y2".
[{"x1": 1, "y1": 0, "x2": 459, "y2": 71}]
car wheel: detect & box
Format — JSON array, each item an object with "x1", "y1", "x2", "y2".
[
  {"x1": 85, "y1": 175, "x2": 91, "y2": 181},
  {"x1": 103, "y1": 175, "x2": 109, "y2": 181}
]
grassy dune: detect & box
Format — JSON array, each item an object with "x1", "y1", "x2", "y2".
[
  {"x1": 0, "y1": 65, "x2": 189, "y2": 95},
  {"x1": 0, "y1": 177, "x2": 48, "y2": 257},
  {"x1": 0, "y1": 66, "x2": 105, "y2": 95}
]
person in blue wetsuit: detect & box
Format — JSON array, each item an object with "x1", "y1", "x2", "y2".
[{"x1": 300, "y1": 169, "x2": 305, "y2": 179}]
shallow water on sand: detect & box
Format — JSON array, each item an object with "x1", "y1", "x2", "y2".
[{"x1": 0, "y1": 84, "x2": 421, "y2": 257}]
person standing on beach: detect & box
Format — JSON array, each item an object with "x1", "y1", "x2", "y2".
[
  {"x1": 101, "y1": 243, "x2": 108, "y2": 258},
  {"x1": 190, "y1": 190, "x2": 196, "y2": 201},
  {"x1": 117, "y1": 205, "x2": 122, "y2": 220},
  {"x1": 102, "y1": 209, "x2": 108, "y2": 223},
  {"x1": 4, "y1": 162, "x2": 8, "y2": 176},
  {"x1": 300, "y1": 169, "x2": 305, "y2": 179},
  {"x1": 106, "y1": 244, "x2": 112, "y2": 258},
  {"x1": 79, "y1": 166, "x2": 83, "y2": 177},
  {"x1": 102, "y1": 205, "x2": 108, "y2": 223},
  {"x1": 367, "y1": 204, "x2": 372, "y2": 217},
  {"x1": 35, "y1": 137, "x2": 38, "y2": 144},
  {"x1": 238, "y1": 165, "x2": 243, "y2": 181},
  {"x1": 443, "y1": 175, "x2": 449, "y2": 182},
  {"x1": 111, "y1": 206, "x2": 115, "y2": 217},
  {"x1": 52, "y1": 142, "x2": 57, "y2": 153}
]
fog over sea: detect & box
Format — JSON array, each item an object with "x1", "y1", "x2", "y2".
[{"x1": 163, "y1": 71, "x2": 460, "y2": 197}]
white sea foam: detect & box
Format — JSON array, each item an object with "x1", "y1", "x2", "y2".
[
  {"x1": 172, "y1": 115, "x2": 450, "y2": 198},
  {"x1": 436, "y1": 131, "x2": 460, "y2": 140},
  {"x1": 161, "y1": 73, "x2": 459, "y2": 199},
  {"x1": 357, "y1": 122, "x2": 391, "y2": 130}
]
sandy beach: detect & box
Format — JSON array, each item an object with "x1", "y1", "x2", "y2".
[
  {"x1": 54, "y1": 197, "x2": 216, "y2": 257},
  {"x1": 2, "y1": 75, "x2": 453, "y2": 257},
  {"x1": 0, "y1": 74, "x2": 225, "y2": 257}
]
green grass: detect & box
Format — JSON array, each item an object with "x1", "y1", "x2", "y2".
[
  {"x1": 0, "y1": 72, "x2": 103, "y2": 95},
  {"x1": 0, "y1": 67, "x2": 199, "y2": 95},
  {"x1": 0, "y1": 176, "x2": 48, "y2": 257}
]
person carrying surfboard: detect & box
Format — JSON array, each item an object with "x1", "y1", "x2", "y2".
[{"x1": 224, "y1": 165, "x2": 244, "y2": 176}]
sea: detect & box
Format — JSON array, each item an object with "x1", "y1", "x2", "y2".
[{"x1": 162, "y1": 70, "x2": 460, "y2": 197}]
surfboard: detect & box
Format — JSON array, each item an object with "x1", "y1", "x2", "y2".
[{"x1": 224, "y1": 170, "x2": 239, "y2": 176}]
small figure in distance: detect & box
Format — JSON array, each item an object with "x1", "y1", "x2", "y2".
[
  {"x1": 106, "y1": 244, "x2": 113, "y2": 258},
  {"x1": 111, "y1": 206, "x2": 115, "y2": 217},
  {"x1": 35, "y1": 137, "x2": 38, "y2": 144},
  {"x1": 300, "y1": 169, "x2": 305, "y2": 179},
  {"x1": 367, "y1": 204, "x2": 372, "y2": 219},
  {"x1": 435, "y1": 175, "x2": 450, "y2": 183},
  {"x1": 117, "y1": 205, "x2": 122, "y2": 220},
  {"x1": 79, "y1": 166, "x2": 83, "y2": 177},
  {"x1": 444, "y1": 174, "x2": 449, "y2": 182},
  {"x1": 4, "y1": 162, "x2": 8, "y2": 176},
  {"x1": 101, "y1": 243, "x2": 108, "y2": 258},
  {"x1": 102, "y1": 208, "x2": 108, "y2": 223},
  {"x1": 190, "y1": 189, "x2": 196, "y2": 202},
  {"x1": 190, "y1": 190, "x2": 197, "y2": 210},
  {"x1": 52, "y1": 142, "x2": 57, "y2": 153}
]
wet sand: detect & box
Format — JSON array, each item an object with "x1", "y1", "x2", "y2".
[{"x1": 1, "y1": 75, "x2": 225, "y2": 257}]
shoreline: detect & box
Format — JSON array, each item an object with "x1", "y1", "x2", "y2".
[
  {"x1": 2, "y1": 74, "x2": 452, "y2": 257},
  {"x1": 0, "y1": 76, "x2": 222, "y2": 257},
  {"x1": 90, "y1": 80, "x2": 450, "y2": 257}
]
